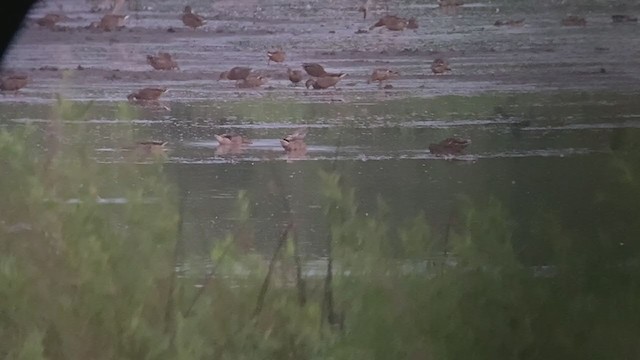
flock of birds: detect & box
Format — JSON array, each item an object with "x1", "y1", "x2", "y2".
[{"x1": 2, "y1": 0, "x2": 639, "y2": 158}]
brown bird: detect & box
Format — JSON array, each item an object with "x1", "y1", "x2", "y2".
[
  {"x1": 127, "y1": 87, "x2": 168, "y2": 102},
  {"x1": 611, "y1": 14, "x2": 637, "y2": 23},
  {"x1": 267, "y1": 50, "x2": 286, "y2": 64},
  {"x1": 494, "y1": 18, "x2": 525, "y2": 27},
  {"x1": 302, "y1": 63, "x2": 327, "y2": 77},
  {"x1": 236, "y1": 76, "x2": 268, "y2": 88},
  {"x1": 431, "y1": 58, "x2": 451, "y2": 74},
  {"x1": 131, "y1": 141, "x2": 168, "y2": 158},
  {"x1": 288, "y1": 68, "x2": 304, "y2": 86},
  {"x1": 0, "y1": 75, "x2": 28, "y2": 92},
  {"x1": 385, "y1": 18, "x2": 408, "y2": 31},
  {"x1": 561, "y1": 16, "x2": 586, "y2": 26},
  {"x1": 36, "y1": 13, "x2": 66, "y2": 29},
  {"x1": 280, "y1": 128, "x2": 309, "y2": 152},
  {"x1": 95, "y1": 14, "x2": 128, "y2": 31},
  {"x1": 302, "y1": 63, "x2": 344, "y2": 78},
  {"x1": 219, "y1": 67, "x2": 252, "y2": 81},
  {"x1": 280, "y1": 138, "x2": 307, "y2": 153},
  {"x1": 370, "y1": 15, "x2": 406, "y2": 31},
  {"x1": 214, "y1": 133, "x2": 252, "y2": 145},
  {"x1": 305, "y1": 74, "x2": 347, "y2": 89},
  {"x1": 182, "y1": 6, "x2": 206, "y2": 29},
  {"x1": 429, "y1": 137, "x2": 471, "y2": 155},
  {"x1": 147, "y1": 52, "x2": 179, "y2": 71},
  {"x1": 368, "y1": 68, "x2": 398, "y2": 87},
  {"x1": 285, "y1": 127, "x2": 308, "y2": 141}
]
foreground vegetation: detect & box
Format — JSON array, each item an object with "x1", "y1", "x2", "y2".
[{"x1": 1, "y1": 98, "x2": 640, "y2": 359}]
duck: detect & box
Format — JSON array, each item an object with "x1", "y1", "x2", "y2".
[
  {"x1": 385, "y1": 18, "x2": 408, "y2": 31},
  {"x1": 236, "y1": 75, "x2": 268, "y2": 88},
  {"x1": 368, "y1": 68, "x2": 398, "y2": 87},
  {"x1": 494, "y1": 18, "x2": 525, "y2": 27},
  {"x1": 431, "y1": 58, "x2": 451, "y2": 74},
  {"x1": 438, "y1": 0, "x2": 463, "y2": 6},
  {"x1": 36, "y1": 13, "x2": 66, "y2": 29},
  {"x1": 131, "y1": 141, "x2": 168, "y2": 157},
  {"x1": 305, "y1": 74, "x2": 347, "y2": 89},
  {"x1": 127, "y1": 87, "x2": 168, "y2": 102},
  {"x1": 429, "y1": 137, "x2": 471, "y2": 155},
  {"x1": 182, "y1": 6, "x2": 206, "y2": 29},
  {"x1": 286, "y1": 127, "x2": 308, "y2": 141},
  {"x1": 267, "y1": 50, "x2": 286, "y2": 64},
  {"x1": 370, "y1": 15, "x2": 406, "y2": 31},
  {"x1": 611, "y1": 14, "x2": 638, "y2": 23},
  {"x1": 0, "y1": 75, "x2": 28, "y2": 92},
  {"x1": 302, "y1": 63, "x2": 328, "y2": 77},
  {"x1": 95, "y1": 14, "x2": 128, "y2": 31},
  {"x1": 561, "y1": 16, "x2": 586, "y2": 26},
  {"x1": 280, "y1": 128, "x2": 308, "y2": 152},
  {"x1": 147, "y1": 52, "x2": 179, "y2": 71},
  {"x1": 280, "y1": 139, "x2": 307, "y2": 153},
  {"x1": 214, "y1": 133, "x2": 252, "y2": 146},
  {"x1": 219, "y1": 66, "x2": 252, "y2": 81},
  {"x1": 302, "y1": 63, "x2": 344, "y2": 78},
  {"x1": 287, "y1": 68, "x2": 304, "y2": 86}
]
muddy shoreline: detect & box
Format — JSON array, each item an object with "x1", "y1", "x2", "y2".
[{"x1": 1, "y1": 0, "x2": 639, "y2": 104}]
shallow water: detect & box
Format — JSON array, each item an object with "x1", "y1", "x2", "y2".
[{"x1": 2, "y1": 0, "x2": 640, "y2": 261}]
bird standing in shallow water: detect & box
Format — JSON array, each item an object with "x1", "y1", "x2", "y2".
[
  {"x1": 280, "y1": 128, "x2": 308, "y2": 153},
  {"x1": 302, "y1": 63, "x2": 345, "y2": 78},
  {"x1": 267, "y1": 50, "x2": 286, "y2": 65},
  {"x1": 130, "y1": 141, "x2": 168, "y2": 158},
  {"x1": 370, "y1": 15, "x2": 407, "y2": 31},
  {"x1": 0, "y1": 75, "x2": 28, "y2": 92},
  {"x1": 36, "y1": 14, "x2": 66, "y2": 29},
  {"x1": 368, "y1": 69, "x2": 398, "y2": 88},
  {"x1": 305, "y1": 74, "x2": 347, "y2": 89},
  {"x1": 219, "y1": 67, "x2": 252, "y2": 81},
  {"x1": 94, "y1": 14, "x2": 128, "y2": 31},
  {"x1": 147, "y1": 52, "x2": 179, "y2": 70},
  {"x1": 214, "y1": 134, "x2": 252, "y2": 146},
  {"x1": 287, "y1": 68, "x2": 304, "y2": 86},
  {"x1": 182, "y1": 5, "x2": 206, "y2": 29},
  {"x1": 431, "y1": 58, "x2": 451, "y2": 74},
  {"x1": 127, "y1": 87, "x2": 168, "y2": 104},
  {"x1": 302, "y1": 63, "x2": 328, "y2": 77},
  {"x1": 92, "y1": 0, "x2": 129, "y2": 32}
]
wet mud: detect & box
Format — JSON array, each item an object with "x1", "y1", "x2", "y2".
[{"x1": 3, "y1": 0, "x2": 640, "y2": 104}]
